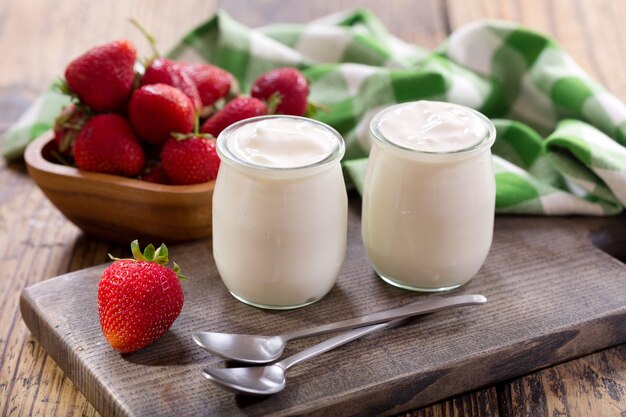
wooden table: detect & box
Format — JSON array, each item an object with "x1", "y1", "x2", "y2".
[{"x1": 0, "y1": 0, "x2": 624, "y2": 416}]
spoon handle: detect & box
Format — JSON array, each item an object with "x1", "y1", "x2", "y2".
[
  {"x1": 277, "y1": 320, "x2": 400, "y2": 370},
  {"x1": 283, "y1": 294, "x2": 487, "y2": 341}
]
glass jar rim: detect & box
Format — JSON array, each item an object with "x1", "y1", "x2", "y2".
[
  {"x1": 217, "y1": 115, "x2": 345, "y2": 172},
  {"x1": 369, "y1": 101, "x2": 496, "y2": 156}
]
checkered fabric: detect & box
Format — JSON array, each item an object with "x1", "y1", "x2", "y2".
[{"x1": 6, "y1": 9, "x2": 626, "y2": 215}]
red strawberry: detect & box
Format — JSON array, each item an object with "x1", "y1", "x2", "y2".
[
  {"x1": 141, "y1": 58, "x2": 202, "y2": 110},
  {"x1": 141, "y1": 161, "x2": 171, "y2": 184},
  {"x1": 161, "y1": 135, "x2": 220, "y2": 185},
  {"x1": 129, "y1": 83, "x2": 195, "y2": 146},
  {"x1": 98, "y1": 241, "x2": 185, "y2": 353},
  {"x1": 74, "y1": 114, "x2": 145, "y2": 176},
  {"x1": 251, "y1": 67, "x2": 309, "y2": 116},
  {"x1": 53, "y1": 104, "x2": 89, "y2": 157},
  {"x1": 181, "y1": 63, "x2": 233, "y2": 107},
  {"x1": 65, "y1": 40, "x2": 136, "y2": 112},
  {"x1": 200, "y1": 97, "x2": 266, "y2": 137}
]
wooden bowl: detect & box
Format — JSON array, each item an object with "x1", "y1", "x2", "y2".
[{"x1": 25, "y1": 131, "x2": 214, "y2": 244}]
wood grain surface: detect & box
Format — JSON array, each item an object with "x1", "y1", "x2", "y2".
[
  {"x1": 0, "y1": 0, "x2": 625, "y2": 416},
  {"x1": 19, "y1": 196, "x2": 626, "y2": 416}
]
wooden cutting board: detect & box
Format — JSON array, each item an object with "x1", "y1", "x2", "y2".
[{"x1": 20, "y1": 197, "x2": 626, "y2": 417}]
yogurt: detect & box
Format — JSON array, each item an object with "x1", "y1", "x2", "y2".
[
  {"x1": 362, "y1": 101, "x2": 496, "y2": 291},
  {"x1": 377, "y1": 100, "x2": 488, "y2": 152},
  {"x1": 226, "y1": 118, "x2": 337, "y2": 168},
  {"x1": 212, "y1": 116, "x2": 347, "y2": 309}
]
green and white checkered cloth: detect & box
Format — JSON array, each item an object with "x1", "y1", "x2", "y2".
[{"x1": 6, "y1": 9, "x2": 626, "y2": 215}]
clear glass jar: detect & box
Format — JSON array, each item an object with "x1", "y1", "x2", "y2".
[
  {"x1": 213, "y1": 115, "x2": 347, "y2": 309},
  {"x1": 362, "y1": 102, "x2": 496, "y2": 292}
]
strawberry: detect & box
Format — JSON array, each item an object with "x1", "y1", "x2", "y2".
[
  {"x1": 98, "y1": 241, "x2": 185, "y2": 353},
  {"x1": 200, "y1": 97, "x2": 266, "y2": 137},
  {"x1": 141, "y1": 58, "x2": 202, "y2": 111},
  {"x1": 74, "y1": 114, "x2": 145, "y2": 176},
  {"x1": 181, "y1": 63, "x2": 234, "y2": 107},
  {"x1": 53, "y1": 104, "x2": 89, "y2": 157},
  {"x1": 140, "y1": 160, "x2": 171, "y2": 184},
  {"x1": 129, "y1": 83, "x2": 195, "y2": 146},
  {"x1": 161, "y1": 135, "x2": 220, "y2": 185},
  {"x1": 64, "y1": 40, "x2": 136, "y2": 112},
  {"x1": 251, "y1": 67, "x2": 309, "y2": 116}
]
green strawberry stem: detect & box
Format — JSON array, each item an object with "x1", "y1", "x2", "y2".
[
  {"x1": 305, "y1": 101, "x2": 331, "y2": 118},
  {"x1": 53, "y1": 81, "x2": 94, "y2": 114},
  {"x1": 170, "y1": 112, "x2": 213, "y2": 142},
  {"x1": 60, "y1": 122, "x2": 84, "y2": 131},
  {"x1": 53, "y1": 79, "x2": 81, "y2": 106},
  {"x1": 129, "y1": 18, "x2": 160, "y2": 63},
  {"x1": 132, "y1": 70, "x2": 143, "y2": 90},
  {"x1": 194, "y1": 109, "x2": 200, "y2": 134},
  {"x1": 49, "y1": 150, "x2": 72, "y2": 166},
  {"x1": 228, "y1": 78, "x2": 241, "y2": 99},
  {"x1": 173, "y1": 262, "x2": 185, "y2": 279},
  {"x1": 264, "y1": 90, "x2": 328, "y2": 118},
  {"x1": 53, "y1": 79, "x2": 73, "y2": 96},
  {"x1": 109, "y1": 240, "x2": 187, "y2": 280},
  {"x1": 266, "y1": 91, "x2": 282, "y2": 115}
]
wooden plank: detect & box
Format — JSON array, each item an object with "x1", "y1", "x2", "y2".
[
  {"x1": 403, "y1": 388, "x2": 499, "y2": 417},
  {"x1": 19, "y1": 196, "x2": 626, "y2": 416},
  {"x1": 498, "y1": 345, "x2": 626, "y2": 416},
  {"x1": 0, "y1": 139, "x2": 81, "y2": 415}
]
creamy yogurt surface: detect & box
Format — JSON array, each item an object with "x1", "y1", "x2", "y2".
[
  {"x1": 376, "y1": 101, "x2": 487, "y2": 152},
  {"x1": 226, "y1": 117, "x2": 337, "y2": 168}
]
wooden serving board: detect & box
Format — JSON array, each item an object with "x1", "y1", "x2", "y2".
[{"x1": 20, "y1": 197, "x2": 626, "y2": 417}]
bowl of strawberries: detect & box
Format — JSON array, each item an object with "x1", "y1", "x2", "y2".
[{"x1": 25, "y1": 35, "x2": 314, "y2": 244}]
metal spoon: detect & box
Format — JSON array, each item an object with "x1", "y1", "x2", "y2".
[
  {"x1": 194, "y1": 294, "x2": 486, "y2": 364},
  {"x1": 202, "y1": 319, "x2": 398, "y2": 395},
  {"x1": 203, "y1": 292, "x2": 487, "y2": 396}
]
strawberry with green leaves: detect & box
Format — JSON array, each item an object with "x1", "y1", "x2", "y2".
[
  {"x1": 98, "y1": 240, "x2": 185, "y2": 353},
  {"x1": 64, "y1": 40, "x2": 136, "y2": 112},
  {"x1": 141, "y1": 58, "x2": 203, "y2": 111},
  {"x1": 53, "y1": 104, "x2": 89, "y2": 158},
  {"x1": 161, "y1": 134, "x2": 220, "y2": 185},
  {"x1": 131, "y1": 20, "x2": 209, "y2": 112},
  {"x1": 200, "y1": 96, "x2": 266, "y2": 137},
  {"x1": 161, "y1": 117, "x2": 221, "y2": 185},
  {"x1": 251, "y1": 67, "x2": 309, "y2": 116},
  {"x1": 181, "y1": 62, "x2": 234, "y2": 107},
  {"x1": 129, "y1": 83, "x2": 195, "y2": 146},
  {"x1": 74, "y1": 114, "x2": 145, "y2": 176}
]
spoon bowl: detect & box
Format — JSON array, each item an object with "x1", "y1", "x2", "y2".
[
  {"x1": 202, "y1": 365, "x2": 286, "y2": 396},
  {"x1": 193, "y1": 333, "x2": 285, "y2": 364}
]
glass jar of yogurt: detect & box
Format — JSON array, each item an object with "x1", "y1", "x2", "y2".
[
  {"x1": 362, "y1": 101, "x2": 496, "y2": 292},
  {"x1": 213, "y1": 115, "x2": 347, "y2": 309}
]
